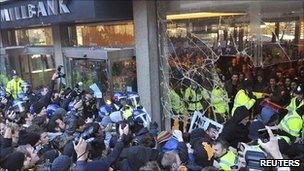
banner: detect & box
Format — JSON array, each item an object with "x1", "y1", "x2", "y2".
[
  {"x1": 90, "y1": 83, "x2": 103, "y2": 98},
  {"x1": 189, "y1": 111, "x2": 223, "y2": 133}
]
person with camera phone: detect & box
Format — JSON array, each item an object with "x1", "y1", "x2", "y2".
[
  {"x1": 30, "y1": 72, "x2": 59, "y2": 115},
  {"x1": 74, "y1": 123, "x2": 129, "y2": 171}
]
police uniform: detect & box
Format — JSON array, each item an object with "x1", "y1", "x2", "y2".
[
  {"x1": 211, "y1": 86, "x2": 229, "y2": 123},
  {"x1": 231, "y1": 89, "x2": 256, "y2": 116},
  {"x1": 169, "y1": 88, "x2": 188, "y2": 131},
  {"x1": 286, "y1": 97, "x2": 304, "y2": 112},
  {"x1": 217, "y1": 150, "x2": 238, "y2": 171},
  {"x1": 184, "y1": 86, "x2": 209, "y2": 113},
  {"x1": 6, "y1": 78, "x2": 24, "y2": 99},
  {"x1": 279, "y1": 110, "x2": 303, "y2": 144}
]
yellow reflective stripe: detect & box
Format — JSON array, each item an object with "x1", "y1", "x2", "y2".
[
  {"x1": 219, "y1": 151, "x2": 237, "y2": 170},
  {"x1": 280, "y1": 115, "x2": 302, "y2": 137},
  {"x1": 279, "y1": 136, "x2": 291, "y2": 144}
]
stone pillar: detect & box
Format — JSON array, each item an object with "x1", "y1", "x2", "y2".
[
  {"x1": 52, "y1": 25, "x2": 64, "y2": 69},
  {"x1": 133, "y1": 0, "x2": 162, "y2": 128}
]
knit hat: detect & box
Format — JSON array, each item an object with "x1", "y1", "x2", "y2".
[
  {"x1": 156, "y1": 131, "x2": 172, "y2": 144},
  {"x1": 0, "y1": 152, "x2": 25, "y2": 170},
  {"x1": 51, "y1": 155, "x2": 71, "y2": 171},
  {"x1": 19, "y1": 130, "x2": 41, "y2": 146}
]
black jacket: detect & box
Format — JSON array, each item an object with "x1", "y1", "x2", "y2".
[{"x1": 31, "y1": 80, "x2": 55, "y2": 114}]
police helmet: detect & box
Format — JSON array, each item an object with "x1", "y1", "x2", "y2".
[
  {"x1": 132, "y1": 109, "x2": 151, "y2": 127},
  {"x1": 46, "y1": 104, "x2": 60, "y2": 118},
  {"x1": 295, "y1": 85, "x2": 304, "y2": 95},
  {"x1": 111, "y1": 91, "x2": 126, "y2": 104},
  {"x1": 98, "y1": 105, "x2": 112, "y2": 119},
  {"x1": 126, "y1": 91, "x2": 140, "y2": 108}
]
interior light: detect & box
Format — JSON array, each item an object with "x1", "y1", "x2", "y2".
[{"x1": 167, "y1": 12, "x2": 246, "y2": 20}]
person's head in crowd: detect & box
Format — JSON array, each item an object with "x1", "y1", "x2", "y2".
[
  {"x1": 161, "y1": 151, "x2": 183, "y2": 171},
  {"x1": 48, "y1": 115, "x2": 65, "y2": 133},
  {"x1": 269, "y1": 77, "x2": 276, "y2": 87},
  {"x1": 16, "y1": 144, "x2": 40, "y2": 169},
  {"x1": 231, "y1": 73, "x2": 238, "y2": 83},
  {"x1": 285, "y1": 77, "x2": 291, "y2": 87},
  {"x1": 276, "y1": 71, "x2": 282, "y2": 79},
  {"x1": 212, "y1": 139, "x2": 229, "y2": 158},
  {"x1": 140, "y1": 133, "x2": 156, "y2": 148},
  {"x1": 51, "y1": 155, "x2": 72, "y2": 171},
  {"x1": 75, "y1": 117, "x2": 86, "y2": 133},
  {"x1": 300, "y1": 70, "x2": 304, "y2": 78},
  {"x1": 290, "y1": 80, "x2": 298, "y2": 91},
  {"x1": 242, "y1": 64, "x2": 248, "y2": 73},
  {"x1": 18, "y1": 130, "x2": 41, "y2": 147},
  {"x1": 294, "y1": 85, "x2": 304, "y2": 100},
  {"x1": 239, "y1": 73, "x2": 245, "y2": 82},
  {"x1": 40, "y1": 86, "x2": 49, "y2": 96},
  {"x1": 139, "y1": 161, "x2": 161, "y2": 171},
  {"x1": 32, "y1": 115, "x2": 48, "y2": 129},
  {"x1": 21, "y1": 81, "x2": 31, "y2": 94},
  {"x1": 12, "y1": 70, "x2": 19, "y2": 80},
  {"x1": 0, "y1": 152, "x2": 25, "y2": 171},
  {"x1": 257, "y1": 74, "x2": 263, "y2": 83},
  {"x1": 51, "y1": 93, "x2": 60, "y2": 104},
  {"x1": 205, "y1": 124, "x2": 219, "y2": 140}
]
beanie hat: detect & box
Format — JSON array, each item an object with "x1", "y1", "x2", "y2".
[
  {"x1": 51, "y1": 155, "x2": 71, "y2": 171},
  {"x1": 156, "y1": 131, "x2": 172, "y2": 144},
  {"x1": 19, "y1": 130, "x2": 41, "y2": 146},
  {"x1": 0, "y1": 152, "x2": 25, "y2": 170}
]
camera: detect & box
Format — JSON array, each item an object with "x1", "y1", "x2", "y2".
[
  {"x1": 74, "y1": 126, "x2": 95, "y2": 145},
  {"x1": 57, "y1": 65, "x2": 66, "y2": 78},
  {"x1": 5, "y1": 108, "x2": 22, "y2": 123},
  {"x1": 74, "y1": 82, "x2": 83, "y2": 96}
]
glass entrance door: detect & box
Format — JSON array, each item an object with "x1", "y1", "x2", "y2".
[
  {"x1": 65, "y1": 58, "x2": 110, "y2": 97},
  {"x1": 64, "y1": 56, "x2": 137, "y2": 99}
]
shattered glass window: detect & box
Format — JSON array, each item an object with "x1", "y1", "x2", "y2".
[{"x1": 156, "y1": 1, "x2": 304, "y2": 121}]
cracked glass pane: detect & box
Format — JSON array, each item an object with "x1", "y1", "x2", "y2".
[{"x1": 156, "y1": 1, "x2": 304, "y2": 127}]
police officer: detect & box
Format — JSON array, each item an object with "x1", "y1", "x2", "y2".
[
  {"x1": 184, "y1": 81, "x2": 208, "y2": 113},
  {"x1": 212, "y1": 139, "x2": 238, "y2": 170},
  {"x1": 6, "y1": 70, "x2": 24, "y2": 99},
  {"x1": 168, "y1": 80, "x2": 188, "y2": 131},
  {"x1": 272, "y1": 85, "x2": 304, "y2": 155},
  {"x1": 231, "y1": 79, "x2": 256, "y2": 116},
  {"x1": 286, "y1": 85, "x2": 304, "y2": 112},
  {"x1": 211, "y1": 85, "x2": 229, "y2": 123}
]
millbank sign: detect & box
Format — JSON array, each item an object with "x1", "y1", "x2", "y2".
[{"x1": 1, "y1": 0, "x2": 70, "y2": 22}]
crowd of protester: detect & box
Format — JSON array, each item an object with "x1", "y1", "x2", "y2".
[{"x1": 0, "y1": 52, "x2": 303, "y2": 171}]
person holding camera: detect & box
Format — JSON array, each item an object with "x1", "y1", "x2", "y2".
[
  {"x1": 74, "y1": 123, "x2": 129, "y2": 171},
  {"x1": 30, "y1": 72, "x2": 59, "y2": 116}
]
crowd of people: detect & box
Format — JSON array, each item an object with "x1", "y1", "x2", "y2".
[{"x1": 0, "y1": 54, "x2": 303, "y2": 171}]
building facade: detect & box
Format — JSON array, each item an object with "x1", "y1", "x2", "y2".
[{"x1": 1, "y1": 0, "x2": 303, "y2": 129}]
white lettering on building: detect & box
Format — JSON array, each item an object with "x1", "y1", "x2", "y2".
[{"x1": 0, "y1": 0, "x2": 70, "y2": 22}]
